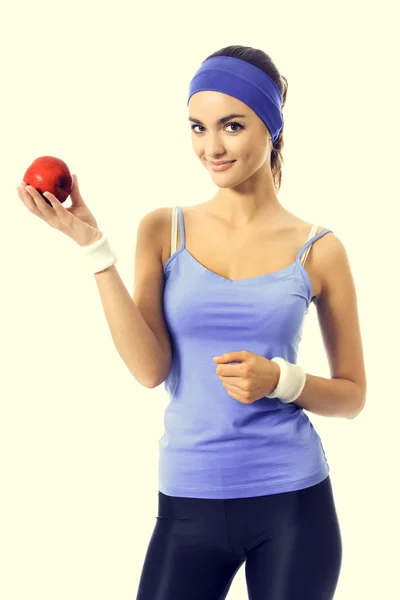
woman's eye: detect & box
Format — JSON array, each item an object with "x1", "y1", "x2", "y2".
[
  {"x1": 191, "y1": 124, "x2": 205, "y2": 133},
  {"x1": 191, "y1": 122, "x2": 244, "y2": 134},
  {"x1": 225, "y1": 122, "x2": 243, "y2": 133}
]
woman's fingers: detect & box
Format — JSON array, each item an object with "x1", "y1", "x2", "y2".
[
  {"x1": 18, "y1": 184, "x2": 65, "y2": 229},
  {"x1": 17, "y1": 184, "x2": 45, "y2": 220}
]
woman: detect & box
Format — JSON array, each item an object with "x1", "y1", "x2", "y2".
[{"x1": 17, "y1": 45, "x2": 366, "y2": 600}]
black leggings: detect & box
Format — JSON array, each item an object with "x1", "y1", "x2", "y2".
[{"x1": 136, "y1": 475, "x2": 342, "y2": 600}]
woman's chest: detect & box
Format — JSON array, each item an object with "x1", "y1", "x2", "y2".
[{"x1": 161, "y1": 207, "x2": 323, "y2": 302}]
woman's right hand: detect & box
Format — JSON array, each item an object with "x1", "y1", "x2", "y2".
[{"x1": 17, "y1": 174, "x2": 103, "y2": 247}]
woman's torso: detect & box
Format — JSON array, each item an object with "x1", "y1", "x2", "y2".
[{"x1": 158, "y1": 201, "x2": 333, "y2": 498}]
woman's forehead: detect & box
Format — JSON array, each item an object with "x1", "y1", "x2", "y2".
[{"x1": 188, "y1": 91, "x2": 251, "y2": 120}]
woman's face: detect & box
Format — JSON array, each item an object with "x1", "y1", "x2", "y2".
[{"x1": 188, "y1": 91, "x2": 273, "y2": 188}]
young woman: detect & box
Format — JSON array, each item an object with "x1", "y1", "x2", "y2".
[{"x1": 18, "y1": 44, "x2": 366, "y2": 600}]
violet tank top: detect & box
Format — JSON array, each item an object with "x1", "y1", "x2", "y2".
[{"x1": 159, "y1": 206, "x2": 333, "y2": 499}]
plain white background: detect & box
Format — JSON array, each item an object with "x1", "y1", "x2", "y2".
[{"x1": 1, "y1": 0, "x2": 399, "y2": 598}]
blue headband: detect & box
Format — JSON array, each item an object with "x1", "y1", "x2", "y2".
[{"x1": 187, "y1": 55, "x2": 283, "y2": 143}]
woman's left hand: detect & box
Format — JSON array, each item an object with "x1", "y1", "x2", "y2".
[{"x1": 213, "y1": 350, "x2": 280, "y2": 404}]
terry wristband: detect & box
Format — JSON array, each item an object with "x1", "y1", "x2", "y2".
[
  {"x1": 80, "y1": 231, "x2": 118, "y2": 274},
  {"x1": 266, "y1": 357, "x2": 307, "y2": 403}
]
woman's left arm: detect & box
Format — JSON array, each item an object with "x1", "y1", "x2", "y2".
[{"x1": 293, "y1": 234, "x2": 367, "y2": 420}]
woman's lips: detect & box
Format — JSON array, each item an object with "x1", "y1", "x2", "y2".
[{"x1": 209, "y1": 160, "x2": 236, "y2": 171}]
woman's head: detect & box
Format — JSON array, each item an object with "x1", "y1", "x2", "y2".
[{"x1": 188, "y1": 45, "x2": 288, "y2": 192}]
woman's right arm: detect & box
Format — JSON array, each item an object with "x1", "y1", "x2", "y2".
[
  {"x1": 17, "y1": 182, "x2": 170, "y2": 388},
  {"x1": 94, "y1": 209, "x2": 172, "y2": 388}
]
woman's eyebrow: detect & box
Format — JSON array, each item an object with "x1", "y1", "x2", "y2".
[{"x1": 188, "y1": 113, "x2": 247, "y2": 126}]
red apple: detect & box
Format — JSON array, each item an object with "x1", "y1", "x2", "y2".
[{"x1": 23, "y1": 156, "x2": 73, "y2": 207}]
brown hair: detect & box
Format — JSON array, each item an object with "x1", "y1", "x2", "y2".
[{"x1": 203, "y1": 45, "x2": 288, "y2": 192}]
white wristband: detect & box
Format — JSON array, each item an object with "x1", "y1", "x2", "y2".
[
  {"x1": 80, "y1": 231, "x2": 118, "y2": 274},
  {"x1": 266, "y1": 357, "x2": 306, "y2": 403}
]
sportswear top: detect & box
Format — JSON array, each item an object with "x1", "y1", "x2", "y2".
[{"x1": 159, "y1": 205, "x2": 333, "y2": 499}]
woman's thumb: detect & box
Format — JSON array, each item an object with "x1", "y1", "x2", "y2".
[{"x1": 70, "y1": 174, "x2": 85, "y2": 205}]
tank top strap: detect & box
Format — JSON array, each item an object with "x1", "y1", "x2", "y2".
[
  {"x1": 296, "y1": 224, "x2": 333, "y2": 265},
  {"x1": 171, "y1": 206, "x2": 186, "y2": 255}
]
